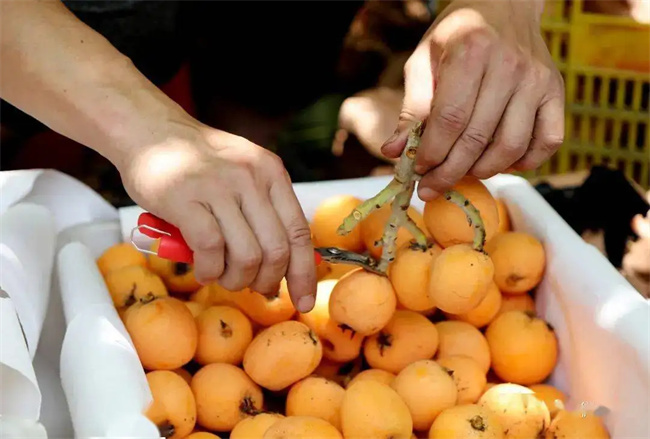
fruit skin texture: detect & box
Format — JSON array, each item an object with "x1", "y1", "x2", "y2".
[
  {"x1": 96, "y1": 242, "x2": 148, "y2": 277},
  {"x1": 104, "y1": 265, "x2": 168, "y2": 308},
  {"x1": 428, "y1": 404, "x2": 505, "y2": 439},
  {"x1": 235, "y1": 281, "x2": 296, "y2": 327},
  {"x1": 437, "y1": 355, "x2": 487, "y2": 404},
  {"x1": 435, "y1": 321, "x2": 491, "y2": 374},
  {"x1": 346, "y1": 368, "x2": 396, "y2": 388},
  {"x1": 262, "y1": 416, "x2": 343, "y2": 439},
  {"x1": 478, "y1": 383, "x2": 550, "y2": 439},
  {"x1": 243, "y1": 320, "x2": 323, "y2": 391},
  {"x1": 285, "y1": 377, "x2": 346, "y2": 431},
  {"x1": 190, "y1": 284, "x2": 240, "y2": 308},
  {"x1": 341, "y1": 380, "x2": 413, "y2": 439},
  {"x1": 297, "y1": 279, "x2": 365, "y2": 363},
  {"x1": 528, "y1": 384, "x2": 567, "y2": 419},
  {"x1": 363, "y1": 310, "x2": 439, "y2": 374},
  {"x1": 389, "y1": 240, "x2": 442, "y2": 311},
  {"x1": 313, "y1": 357, "x2": 363, "y2": 388},
  {"x1": 428, "y1": 244, "x2": 495, "y2": 315},
  {"x1": 311, "y1": 195, "x2": 365, "y2": 252},
  {"x1": 544, "y1": 409, "x2": 610, "y2": 439},
  {"x1": 423, "y1": 176, "x2": 499, "y2": 248},
  {"x1": 194, "y1": 305, "x2": 253, "y2": 365},
  {"x1": 230, "y1": 413, "x2": 284, "y2": 439},
  {"x1": 484, "y1": 232, "x2": 545, "y2": 295},
  {"x1": 446, "y1": 281, "x2": 502, "y2": 329},
  {"x1": 328, "y1": 268, "x2": 397, "y2": 336},
  {"x1": 361, "y1": 204, "x2": 430, "y2": 260},
  {"x1": 190, "y1": 363, "x2": 264, "y2": 432},
  {"x1": 124, "y1": 297, "x2": 198, "y2": 370},
  {"x1": 145, "y1": 370, "x2": 196, "y2": 439},
  {"x1": 497, "y1": 294, "x2": 536, "y2": 317},
  {"x1": 391, "y1": 359, "x2": 458, "y2": 432},
  {"x1": 148, "y1": 240, "x2": 201, "y2": 293},
  {"x1": 485, "y1": 311, "x2": 558, "y2": 385}
]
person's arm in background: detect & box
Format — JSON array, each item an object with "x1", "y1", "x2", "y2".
[
  {"x1": 381, "y1": 0, "x2": 566, "y2": 200},
  {"x1": 0, "y1": 0, "x2": 317, "y2": 312}
]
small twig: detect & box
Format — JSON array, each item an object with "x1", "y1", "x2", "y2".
[
  {"x1": 442, "y1": 190, "x2": 487, "y2": 252},
  {"x1": 335, "y1": 123, "x2": 429, "y2": 274},
  {"x1": 334, "y1": 122, "x2": 487, "y2": 274},
  {"x1": 337, "y1": 179, "x2": 402, "y2": 235}
]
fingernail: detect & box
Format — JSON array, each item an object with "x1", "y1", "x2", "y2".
[
  {"x1": 418, "y1": 187, "x2": 438, "y2": 201},
  {"x1": 297, "y1": 294, "x2": 316, "y2": 313},
  {"x1": 380, "y1": 131, "x2": 400, "y2": 152}
]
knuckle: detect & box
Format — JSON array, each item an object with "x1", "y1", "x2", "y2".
[
  {"x1": 463, "y1": 29, "x2": 494, "y2": 54},
  {"x1": 498, "y1": 139, "x2": 527, "y2": 157},
  {"x1": 399, "y1": 108, "x2": 421, "y2": 124},
  {"x1": 541, "y1": 134, "x2": 564, "y2": 153},
  {"x1": 266, "y1": 151, "x2": 286, "y2": 174},
  {"x1": 193, "y1": 233, "x2": 224, "y2": 253},
  {"x1": 264, "y1": 243, "x2": 290, "y2": 267},
  {"x1": 286, "y1": 221, "x2": 313, "y2": 247},
  {"x1": 234, "y1": 160, "x2": 255, "y2": 179},
  {"x1": 420, "y1": 147, "x2": 445, "y2": 167},
  {"x1": 436, "y1": 105, "x2": 469, "y2": 133},
  {"x1": 527, "y1": 63, "x2": 552, "y2": 86},
  {"x1": 501, "y1": 48, "x2": 527, "y2": 77},
  {"x1": 236, "y1": 250, "x2": 263, "y2": 271},
  {"x1": 460, "y1": 127, "x2": 491, "y2": 151}
]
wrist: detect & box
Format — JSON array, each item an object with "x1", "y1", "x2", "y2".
[{"x1": 89, "y1": 55, "x2": 198, "y2": 170}]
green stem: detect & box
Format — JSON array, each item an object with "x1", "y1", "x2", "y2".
[
  {"x1": 337, "y1": 179, "x2": 402, "y2": 235},
  {"x1": 378, "y1": 182, "x2": 415, "y2": 271},
  {"x1": 442, "y1": 190, "x2": 487, "y2": 252},
  {"x1": 335, "y1": 122, "x2": 429, "y2": 275}
]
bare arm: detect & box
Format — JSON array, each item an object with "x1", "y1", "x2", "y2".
[
  {"x1": 0, "y1": 0, "x2": 318, "y2": 311},
  {"x1": 0, "y1": 0, "x2": 189, "y2": 169}
]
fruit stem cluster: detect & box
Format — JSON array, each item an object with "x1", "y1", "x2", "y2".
[{"x1": 335, "y1": 122, "x2": 487, "y2": 274}]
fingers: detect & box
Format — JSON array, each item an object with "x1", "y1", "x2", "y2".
[
  {"x1": 268, "y1": 164, "x2": 317, "y2": 313},
  {"x1": 175, "y1": 202, "x2": 225, "y2": 284},
  {"x1": 209, "y1": 197, "x2": 263, "y2": 293},
  {"x1": 469, "y1": 90, "x2": 540, "y2": 179},
  {"x1": 513, "y1": 95, "x2": 565, "y2": 171},
  {"x1": 240, "y1": 187, "x2": 290, "y2": 296},
  {"x1": 414, "y1": 36, "x2": 488, "y2": 176},
  {"x1": 417, "y1": 57, "x2": 515, "y2": 199},
  {"x1": 380, "y1": 43, "x2": 435, "y2": 159}
]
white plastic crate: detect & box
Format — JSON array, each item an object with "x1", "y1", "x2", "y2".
[{"x1": 1, "y1": 169, "x2": 648, "y2": 438}]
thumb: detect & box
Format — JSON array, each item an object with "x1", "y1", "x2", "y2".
[{"x1": 380, "y1": 44, "x2": 436, "y2": 159}]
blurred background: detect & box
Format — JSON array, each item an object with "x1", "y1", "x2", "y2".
[{"x1": 1, "y1": 0, "x2": 649, "y2": 293}]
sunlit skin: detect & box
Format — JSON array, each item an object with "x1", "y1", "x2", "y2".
[
  {"x1": 1, "y1": 0, "x2": 563, "y2": 313},
  {"x1": 381, "y1": 0, "x2": 565, "y2": 200}
]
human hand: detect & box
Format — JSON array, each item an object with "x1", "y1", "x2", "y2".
[
  {"x1": 118, "y1": 119, "x2": 317, "y2": 312},
  {"x1": 381, "y1": 0, "x2": 565, "y2": 200}
]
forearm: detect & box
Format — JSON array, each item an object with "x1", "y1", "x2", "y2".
[{"x1": 0, "y1": 0, "x2": 191, "y2": 168}]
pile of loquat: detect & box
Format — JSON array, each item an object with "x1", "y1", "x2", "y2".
[{"x1": 95, "y1": 176, "x2": 609, "y2": 439}]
